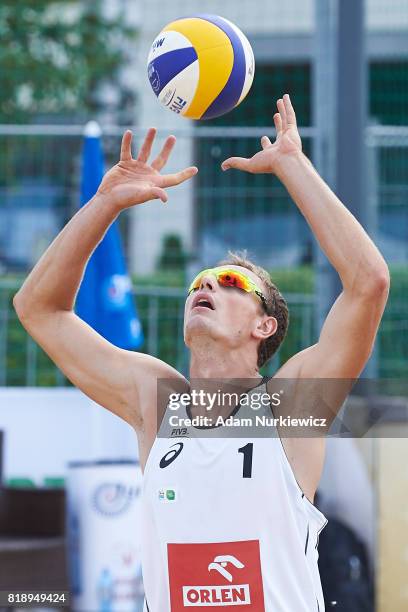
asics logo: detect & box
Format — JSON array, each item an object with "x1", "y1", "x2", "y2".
[{"x1": 159, "y1": 442, "x2": 184, "y2": 468}]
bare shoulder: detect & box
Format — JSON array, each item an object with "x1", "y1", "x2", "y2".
[
  {"x1": 127, "y1": 351, "x2": 188, "y2": 429},
  {"x1": 127, "y1": 353, "x2": 188, "y2": 470},
  {"x1": 269, "y1": 345, "x2": 317, "y2": 381}
]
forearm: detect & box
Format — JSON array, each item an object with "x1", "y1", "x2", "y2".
[
  {"x1": 14, "y1": 193, "x2": 118, "y2": 315},
  {"x1": 275, "y1": 151, "x2": 389, "y2": 292}
]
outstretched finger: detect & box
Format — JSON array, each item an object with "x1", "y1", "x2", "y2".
[
  {"x1": 137, "y1": 127, "x2": 157, "y2": 163},
  {"x1": 277, "y1": 98, "x2": 287, "y2": 131},
  {"x1": 261, "y1": 135, "x2": 272, "y2": 149},
  {"x1": 283, "y1": 93, "x2": 297, "y2": 126},
  {"x1": 120, "y1": 130, "x2": 133, "y2": 161},
  {"x1": 273, "y1": 113, "x2": 282, "y2": 138},
  {"x1": 221, "y1": 157, "x2": 252, "y2": 172},
  {"x1": 160, "y1": 166, "x2": 198, "y2": 188},
  {"x1": 151, "y1": 135, "x2": 176, "y2": 171}
]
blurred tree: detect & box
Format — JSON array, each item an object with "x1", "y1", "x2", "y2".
[
  {"x1": 0, "y1": 0, "x2": 138, "y2": 123},
  {"x1": 157, "y1": 234, "x2": 189, "y2": 271}
]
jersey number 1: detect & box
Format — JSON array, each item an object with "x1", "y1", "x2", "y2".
[{"x1": 238, "y1": 443, "x2": 253, "y2": 478}]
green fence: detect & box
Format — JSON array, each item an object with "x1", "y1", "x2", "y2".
[
  {"x1": 0, "y1": 126, "x2": 407, "y2": 383},
  {"x1": 0, "y1": 278, "x2": 316, "y2": 385},
  {"x1": 1, "y1": 268, "x2": 406, "y2": 386}
]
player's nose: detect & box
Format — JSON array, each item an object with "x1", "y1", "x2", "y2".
[{"x1": 199, "y1": 274, "x2": 216, "y2": 291}]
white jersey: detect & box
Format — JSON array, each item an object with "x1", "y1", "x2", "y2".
[{"x1": 141, "y1": 378, "x2": 327, "y2": 612}]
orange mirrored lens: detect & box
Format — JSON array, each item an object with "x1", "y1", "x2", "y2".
[
  {"x1": 217, "y1": 271, "x2": 250, "y2": 291},
  {"x1": 188, "y1": 269, "x2": 255, "y2": 295},
  {"x1": 188, "y1": 268, "x2": 267, "y2": 310}
]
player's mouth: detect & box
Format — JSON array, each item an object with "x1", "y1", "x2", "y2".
[{"x1": 192, "y1": 292, "x2": 215, "y2": 311}]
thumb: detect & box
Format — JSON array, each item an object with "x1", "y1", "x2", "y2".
[
  {"x1": 147, "y1": 186, "x2": 168, "y2": 203},
  {"x1": 221, "y1": 157, "x2": 251, "y2": 172}
]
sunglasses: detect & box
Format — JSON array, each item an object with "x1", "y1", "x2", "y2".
[{"x1": 188, "y1": 267, "x2": 268, "y2": 310}]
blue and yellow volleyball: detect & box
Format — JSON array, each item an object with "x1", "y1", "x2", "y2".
[{"x1": 147, "y1": 14, "x2": 255, "y2": 120}]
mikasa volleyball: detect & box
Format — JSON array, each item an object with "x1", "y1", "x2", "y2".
[{"x1": 147, "y1": 14, "x2": 255, "y2": 119}]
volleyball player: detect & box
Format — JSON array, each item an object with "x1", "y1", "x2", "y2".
[{"x1": 13, "y1": 95, "x2": 389, "y2": 611}]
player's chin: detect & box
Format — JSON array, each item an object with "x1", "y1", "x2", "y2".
[{"x1": 184, "y1": 315, "x2": 215, "y2": 342}]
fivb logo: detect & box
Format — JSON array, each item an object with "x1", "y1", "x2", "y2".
[{"x1": 182, "y1": 555, "x2": 250, "y2": 606}]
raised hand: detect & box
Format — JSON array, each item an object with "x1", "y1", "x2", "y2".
[
  {"x1": 97, "y1": 128, "x2": 198, "y2": 209},
  {"x1": 221, "y1": 94, "x2": 302, "y2": 175}
]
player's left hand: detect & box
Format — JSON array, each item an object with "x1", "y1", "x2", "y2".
[{"x1": 221, "y1": 94, "x2": 302, "y2": 175}]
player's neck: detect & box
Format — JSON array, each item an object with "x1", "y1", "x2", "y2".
[{"x1": 189, "y1": 342, "x2": 260, "y2": 380}]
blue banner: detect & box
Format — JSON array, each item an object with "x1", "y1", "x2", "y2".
[{"x1": 75, "y1": 122, "x2": 144, "y2": 349}]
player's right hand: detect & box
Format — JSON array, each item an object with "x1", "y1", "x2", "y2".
[{"x1": 97, "y1": 128, "x2": 198, "y2": 209}]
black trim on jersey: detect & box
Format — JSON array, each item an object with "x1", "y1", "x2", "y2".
[
  {"x1": 304, "y1": 523, "x2": 310, "y2": 555},
  {"x1": 265, "y1": 378, "x2": 323, "y2": 512},
  {"x1": 315, "y1": 518, "x2": 329, "y2": 551},
  {"x1": 185, "y1": 376, "x2": 269, "y2": 429},
  {"x1": 145, "y1": 600, "x2": 150, "y2": 612},
  {"x1": 317, "y1": 599, "x2": 320, "y2": 611}
]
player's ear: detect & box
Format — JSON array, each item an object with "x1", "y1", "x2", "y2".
[{"x1": 252, "y1": 315, "x2": 277, "y2": 341}]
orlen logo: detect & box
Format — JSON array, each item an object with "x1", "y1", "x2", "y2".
[
  {"x1": 183, "y1": 555, "x2": 249, "y2": 606},
  {"x1": 209, "y1": 555, "x2": 245, "y2": 582},
  {"x1": 168, "y1": 541, "x2": 265, "y2": 610}
]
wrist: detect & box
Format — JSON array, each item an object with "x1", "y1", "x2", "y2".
[
  {"x1": 273, "y1": 150, "x2": 313, "y2": 182},
  {"x1": 92, "y1": 191, "x2": 122, "y2": 219}
]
